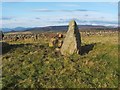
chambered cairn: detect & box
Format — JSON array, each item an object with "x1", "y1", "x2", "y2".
[{"x1": 60, "y1": 20, "x2": 81, "y2": 56}]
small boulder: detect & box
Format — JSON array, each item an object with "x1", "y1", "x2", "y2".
[
  {"x1": 49, "y1": 38, "x2": 58, "y2": 47},
  {"x1": 58, "y1": 40, "x2": 63, "y2": 48}
]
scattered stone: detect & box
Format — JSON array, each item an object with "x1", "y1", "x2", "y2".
[
  {"x1": 49, "y1": 38, "x2": 56, "y2": 47},
  {"x1": 60, "y1": 20, "x2": 81, "y2": 56},
  {"x1": 58, "y1": 33, "x2": 63, "y2": 38},
  {"x1": 58, "y1": 40, "x2": 63, "y2": 48},
  {"x1": 55, "y1": 48, "x2": 60, "y2": 51},
  {"x1": 49, "y1": 33, "x2": 63, "y2": 48}
]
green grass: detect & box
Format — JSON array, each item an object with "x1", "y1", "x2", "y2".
[{"x1": 1, "y1": 32, "x2": 119, "y2": 89}]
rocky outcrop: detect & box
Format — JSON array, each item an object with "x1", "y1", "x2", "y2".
[{"x1": 60, "y1": 20, "x2": 81, "y2": 56}]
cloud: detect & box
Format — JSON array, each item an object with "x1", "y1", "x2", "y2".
[
  {"x1": 1, "y1": 17, "x2": 13, "y2": 20},
  {"x1": 59, "y1": 3, "x2": 79, "y2": 7},
  {"x1": 2, "y1": 8, "x2": 117, "y2": 28},
  {"x1": 2, "y1": 0, "x2": 25, "y2": 2},
  {"x1": 85, "y1": 14, "x2": 89, "y2": 17},
  {"x1": 32, "y1": 9, "x2": 52, "y2": 12},
  {"x1": 75, "y1": 9, "x2": 90, "y2": 11},
  {"x1": 35, "y1": 17, "x2": 40, "y2": 19},
  {"x1": 32, "y1": 9, "x2": 91, "y2": 12},
  {"x1": 2, "y1": 16, "x2": 117, "y2": 28},
  {"x1": 53, "y1": 18, "x2": 117, "y2": 25}
]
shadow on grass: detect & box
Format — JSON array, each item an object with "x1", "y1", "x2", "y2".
[
  {"x1": 1, "y1": 41, "x2": 96, "y2": 56},
  {"x1": 80, "y1": 43, "x2": 96, "y2": 55},
  {"x1": 1, "y1": 42, "x2": 32, "y2": 55}
]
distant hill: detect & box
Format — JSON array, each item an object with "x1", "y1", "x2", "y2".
[
  {"x1": 2, "y1": 25, "x2": 117, "y2": 33},
  {"x1": 25, "y1": 26, "x2": 68, "y2": 33},
  {"x1": 1, "y1": 27, "x2": 32, "y2": 32},
  {"x1": 25, "y1": 25, "x2": 117, "y2": 33}
]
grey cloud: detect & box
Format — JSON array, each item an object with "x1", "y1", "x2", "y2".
[
  {"x1": 35, "y1": 17, "x2": 40, "y2": 19},
  {"x1": 85, "y1": 14, "x2": 89, "y2": 17},
  {"x1": 1, "y1": 17, "x2": 13, "y2": 20},
  {"x1": 75, "y1": 9, "x2": 89, "y2": 11}
]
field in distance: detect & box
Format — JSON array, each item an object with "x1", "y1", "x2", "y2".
[{"x1": 1, "y1": 30, "x2": 119, "y2": 88}]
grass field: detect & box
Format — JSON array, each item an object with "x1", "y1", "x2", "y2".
[{"x1": 1, "y1": 31, "x2": 119, "y2": 89}]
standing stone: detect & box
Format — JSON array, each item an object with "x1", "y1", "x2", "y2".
[{"x1": 60, "y1": 20, "x2": 81, "y2": 56}]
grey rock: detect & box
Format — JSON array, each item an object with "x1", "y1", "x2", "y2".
[{"x1": 60, "y1": 20, "x2": 81, "y2": 56}]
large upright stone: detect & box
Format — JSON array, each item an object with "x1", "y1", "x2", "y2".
[{"x1": 60, "y1": 20, "x2": 81, "y2": 56}]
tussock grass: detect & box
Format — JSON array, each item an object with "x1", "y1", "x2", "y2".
[{"x1": 1, "y1": 32, "x2": 119, "y2": 88}]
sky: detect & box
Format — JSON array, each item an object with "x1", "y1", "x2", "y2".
[
  {"x1": 1, "y1": 0, "x2": 120, "y2": 2},
  {"x1": 1, "y1": 2, "x2": 118, "y2": 28}
]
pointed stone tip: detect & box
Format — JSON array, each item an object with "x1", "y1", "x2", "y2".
[
  {"x1": 70, "y1": 20, "x2": 76, "y2": 23},
  {"x1": 69, "y1": 20, "x2": 77, "y2": 26}
]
